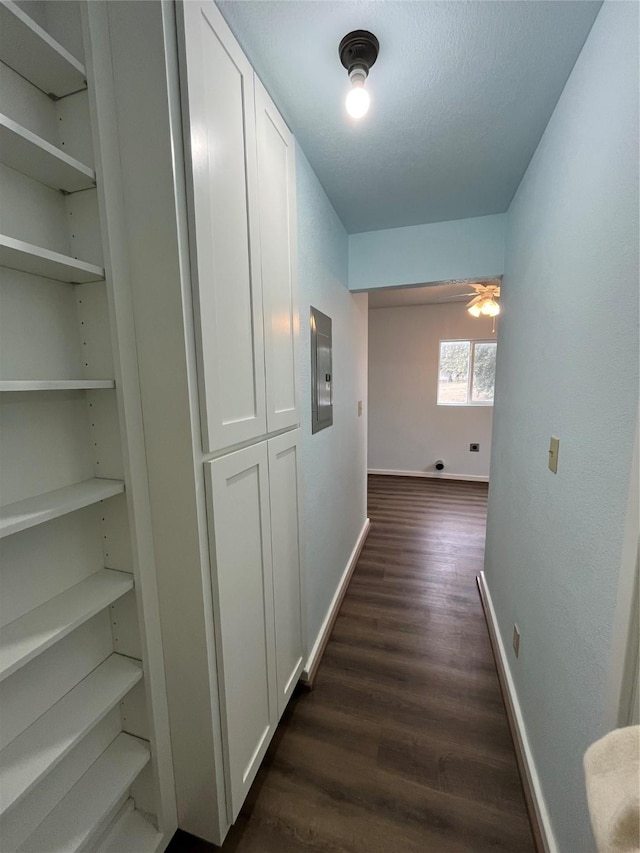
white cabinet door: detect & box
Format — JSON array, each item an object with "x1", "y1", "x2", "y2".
[
  {"x1": 255, "y1": 78, "x2": 299, "y2": 434},
  {"x1": 267, "y1": 430, "x2": 305, "y2": 716},
  {"x1": 180, "y1": 1, "x2": 266, "y2": 452},
  {"x1": 205, "y1": 443, "x2": 277, "y2": 820}
]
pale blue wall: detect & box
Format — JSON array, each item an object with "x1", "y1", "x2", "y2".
[
  {"x1": 484, "y1": 3, "x2": 639, "y2": 851},
  {"x1": 296, "y1": 144, "x2": 369, "y2": 651},
  {"x1": 348, "y1": 213, "x2": 506, "y2": 291}
]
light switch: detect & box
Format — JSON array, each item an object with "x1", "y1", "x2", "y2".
[
  {"x1": 358, "y1": 400, "x2": 363, "y2": 417},
  {"x1": 548, "y1": 436, "x2": 560, "y2": 473}
]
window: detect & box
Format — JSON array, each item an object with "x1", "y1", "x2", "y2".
[{"x1": 438, "y1": 339, "x2": 497, "y2": 405}]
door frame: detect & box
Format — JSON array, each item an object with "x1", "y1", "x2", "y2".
[{"x1": 605, "y1": 409, "x2": 639, "y2": 728}]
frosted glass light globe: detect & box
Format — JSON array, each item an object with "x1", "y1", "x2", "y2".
[
  {"x1": 480, "y1": 298, "x2": 500, "y2": 317},
  {"x1": 346, "y1": 85, "x2": 370, "y2": 119}
]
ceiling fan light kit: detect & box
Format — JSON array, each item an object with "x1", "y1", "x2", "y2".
[
  {"x1": 468, "y1": 297, "x2": 500, "y2": 318},
  {"x1": 465, "y1": 284, "x2": 501, "y2": 318},
  {"x1": 339, "y1": 30, "x2": 379, "y2": 119}
]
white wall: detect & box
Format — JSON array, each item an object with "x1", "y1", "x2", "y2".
[
  {"x1": 349, "y1": 213, "x2": 505, "y2": 291},
  {"x1": 484, "y1": 3, "x2": 639, "y2": 851},
  {"x1": 295, "y1": 144, "x2": 369, "y2": 653},
  {"x1": 368, "y1": 302, "x2": 495, "y2": 480}
]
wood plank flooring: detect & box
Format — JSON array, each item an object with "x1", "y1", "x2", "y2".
[{"x1": 168, "y1": 475, "x2": 535, "y2": 853}]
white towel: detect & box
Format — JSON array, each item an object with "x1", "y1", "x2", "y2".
[{"x1": 584, "y1": 726, "x2": 640, "y2": 853}]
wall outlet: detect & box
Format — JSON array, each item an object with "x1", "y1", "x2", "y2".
[
  {"x1": 470, "y1": 443, "x2": 480, "y2": 452},
  {"x1": 548, "y1": 436, "x2": 560, "y2": 473},
  {"x1": 513, "y1": 624, "x2": 521, "y2": 658},
  {"x1": 357, "y1": 400, "x2": 363, "y2": 417}
]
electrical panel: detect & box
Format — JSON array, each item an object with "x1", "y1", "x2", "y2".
[{"x1": 310, "y1": 307, "x2": 333, "y2": 434}]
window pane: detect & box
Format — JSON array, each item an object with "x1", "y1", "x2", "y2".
[
  {"x1": 438, "y1": 341, "x2": 470, "y2": 404},
  {"x1": 471, "y1": 342, "x2": 497, "y2": 402}
]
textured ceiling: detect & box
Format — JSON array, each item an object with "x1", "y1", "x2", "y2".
[
  {"x1": 218, "y1": 0, "x2": 601, "y2": 234},
  {"x1": 368, "y1": 279, "x2": 498, "y2": 309}
]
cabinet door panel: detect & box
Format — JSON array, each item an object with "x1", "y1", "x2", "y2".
[
  {"x1": 255, "y1": 79, "x2": 298, "y2": 434},
  {"x1": 180, "y1": 2, "x2": 266, "y2": 452},
  {"x1": 205, "y1": 444, "x2": 276, "y2": 820},
  {"x1": 267, "y1": 430, "x2": 305, "y2": 716}
]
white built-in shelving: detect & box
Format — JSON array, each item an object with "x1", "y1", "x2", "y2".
[
  {"x1": 16, "y1": 733, "x2": 150, "y2": 853},
  {"x1": 0, "y1": 0, "x2": 86, "y2": 98},
  {"x1": 0, "y1": 479, "x2": 125, "y2": 538},
  {"x1": 0, "y1": 1, "x2": 176, "y2": 847},
  {"x1": 93, "y1": 800, "x2": 162, "y2": 853},
  {"x1": 0, "y1": 569, "x2": 133, "y2": 680},
  {"x1": 0, "y1": 235, "x2": 105, "y2": 284},
  {"x1": 0, "y1": 654, "x2": 142, "y2": 813},
  {"x1": 0, "y1": 114, "x2": 96, "y2": 193},
  {"x1": 0, "y1": 380, "x2": 115, "y2": 391}
]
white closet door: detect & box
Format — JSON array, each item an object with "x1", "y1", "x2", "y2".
[
  {"x1": 267, "y1": 429, "x2": 305, "y2": 717},
  {"x1": 255, "y1": 78, "x2": 299, "y2": 434},
  {"x1": 179, "y1": 1, "x2": 266, "y2": 452},
  {"x1": 205, "y1": 443, "x2": 277, "y2": 821}
]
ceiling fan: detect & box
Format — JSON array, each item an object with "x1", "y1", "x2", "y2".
[{"x1": 438, "y1": 282, "x2": 501, "y2": 318}]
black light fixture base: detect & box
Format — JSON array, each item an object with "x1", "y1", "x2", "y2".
[{"x1": 339, "y1": 30, "x2": 379, "y2": 76}]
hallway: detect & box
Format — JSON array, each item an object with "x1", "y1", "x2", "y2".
[{"x1": 170, "y1": 476, "x2": 535, "y2": 853}]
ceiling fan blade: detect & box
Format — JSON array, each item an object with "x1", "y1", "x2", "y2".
[
  {"x1": 435, "y1": 293, "x2": 477, "y2": 302},
  {"x1": 466, "y1": 294, "x2": 483, "y2": 307}
]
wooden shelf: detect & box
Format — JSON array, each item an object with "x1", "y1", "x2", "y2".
[
  {"x1": 0, "y1": 569, "x2": 133, "y2": 680},
  {"x1": 0, "y1": 235, "x2": 105, "y2": 284},
  {"x1": 93, "y1": 800, "x2": 162, "y2": 853},
  {"x1": 0, "y1": 114, "x2": 95, "y2": 193},
  {"x1": 0, "y1": 1, "x2": 86, "y2": 98},
  {"x1": 0, "y1": 654, "x2": 142, "y2": 814},
  {"x1": 18, "y1": 733, "x2": 150, "y2": 853},
  {"x1": 0, "y1": 478, "x2": 125, "y2": 539},
  {"x1": 0, "y1": 380, "x2": 114, "y2": 391}
]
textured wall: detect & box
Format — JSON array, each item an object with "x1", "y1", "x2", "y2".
[
  {"x1": 368, "y1": 302, "x2": 494, "y2": 479},
  {"x1": 484, "y1": 3, "x2": 639, "y2": 851},
  {"x1": 295, "y1": 145, "x2": 369, "y2": 651},
  {"x1": 348, "y1": 213, "x2": 506, "y2": 291}
]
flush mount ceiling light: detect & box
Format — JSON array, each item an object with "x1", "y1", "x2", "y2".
[{"x1": 339, "y1": 30, "x2": 379, "y2": 119}]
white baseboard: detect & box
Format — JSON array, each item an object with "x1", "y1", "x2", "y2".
[
  {"x1": 300, "y1": 517, "x2": 371, "y2": 684},
  {"x1": 368, "y1": 468, "x2": 489, "y2": 483},
  {"x1": 478, "y1": 571, "x2": 557, "y2": 853}
]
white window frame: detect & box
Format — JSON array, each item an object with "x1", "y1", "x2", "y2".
[{"x1": 437, "y1": 339, "x2": 496, "y2": 407}]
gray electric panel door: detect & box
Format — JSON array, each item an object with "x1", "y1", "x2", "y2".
[{"x1": 310, "y1": 307, "x2": 332, "y2": 433}]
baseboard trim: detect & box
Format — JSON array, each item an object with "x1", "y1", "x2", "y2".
[
  {"x1": 300, "y1": 517, "x2": 371, "y2": 689},
  {"x1": 476, "y1": 571, "x2": 557, "y2": 853},
  {"x1": 368, "y1": 468, "x2": 489, "y2": 483}
]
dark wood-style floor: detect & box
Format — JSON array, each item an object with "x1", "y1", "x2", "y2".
[{"x1": 169, "y1": 475, "x2": 535, "y2": 853}]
